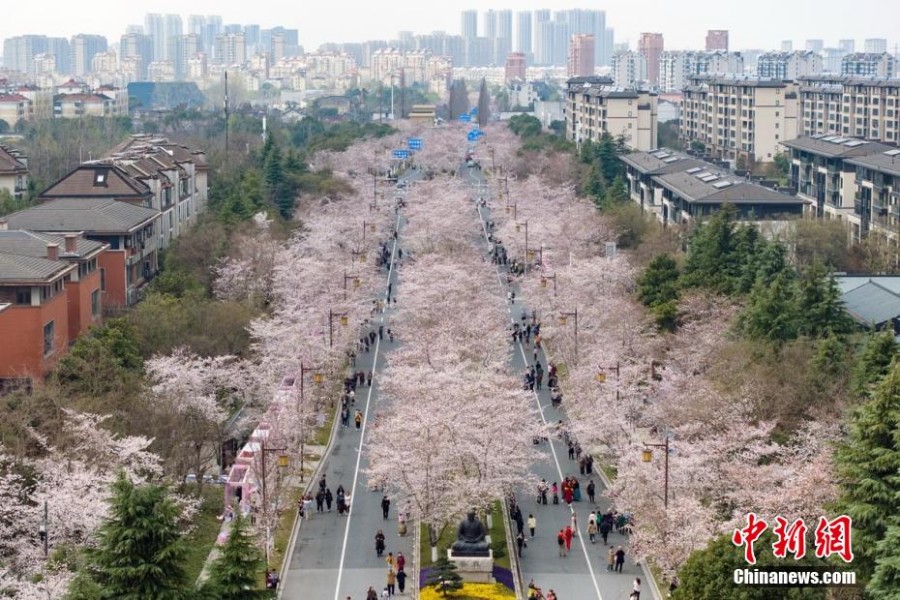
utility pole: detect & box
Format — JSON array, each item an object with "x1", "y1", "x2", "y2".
[{"x1": 224, "y1": 71, "x2": 230, "y2": 166}]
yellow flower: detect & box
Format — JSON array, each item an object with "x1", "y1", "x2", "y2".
[{"x1": 420, "y1": 582, "x2": 516, "y2": 600}]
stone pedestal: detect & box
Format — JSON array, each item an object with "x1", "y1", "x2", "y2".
[{"x1": 447, "y1": 549, "x2": 494, "y2": 583}]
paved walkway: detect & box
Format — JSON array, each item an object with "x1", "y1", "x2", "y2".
[
  {"x1": 469, "y1": 166, "x2": 654, "y2": 600},
  {"x1": 281, "y1": 171, "x2": 421, "y2": 600}
]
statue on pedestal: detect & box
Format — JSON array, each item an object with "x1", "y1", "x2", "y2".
[{"x1": 450, "y1": 510, "x2": 490, "y2": 557}]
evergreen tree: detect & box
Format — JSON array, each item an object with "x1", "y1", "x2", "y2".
[
  {"x1": 682, "y1": 206, "x2": 740, "y2": 293},
  {"x1": 638, "y1": 254, "x2": 680, "y2": 309},
  {"x1": 448, "y1": 80, "x2": 470, "y2": 120},
  {"x1": 794, "y1": 262, "x2": 853, "y2": 339},
  {"x1": 600, "y1": 176, "x2": 628, "y2": 209},
  {"x1": 69, "y1": 474, "x2": 190, "y2": 600},
  {"x1": 425, "y1": 555, "x2": 463, "y2": 597},
  {"x1": 477, "y1": 79, "x2": 491, "y2": 127},
  {"x1": 201, "y1": 514, "x2": 271, "y2": 600},
  {"x1": 834, "y1": 362, "x2": 900, "y2": 587},
  {"x1": 738, "y1": 271, "x2": 799, "y2": 344},
  {"x1": 596, "y1": 133, "x2": 621, "y2": 182},
  {"x1": 851, "y1": 331, "x2": 898, "y2": 396}
]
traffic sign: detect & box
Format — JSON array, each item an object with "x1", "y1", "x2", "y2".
[
  {"x1": 467, "y1": 128, "x2": 485, "y2": 142},
  {"x1": 408, "y1": 137, "x2": 423, "y2": 150},
  {"x1": 458, "y1": 113, "x2": 471, "y2": 123},
  {"x1": 471, "y1": 107, "x2": 478, "y2": 116},
  {"x1": 392, "y1": 149, "x2": 411, "y2": 159}
]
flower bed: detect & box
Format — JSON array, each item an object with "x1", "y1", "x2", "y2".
[{"x1": 420, "y1": 582, "x2": 516, "y2": 600}]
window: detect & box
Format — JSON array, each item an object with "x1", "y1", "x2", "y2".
[
  {"x1": 91, "y1": 289, "x2": 100, "y2": 317},
  {"x1": 43, "y1": 321, "x2": 55, "y2": 356},
  {"x1": 15, "y1": 289, "x2": 30, "y2": 305},
  {"x1": 94, "y1": 171, "x2": 107, "y2": 186},
  {"x1": 100, "y1": 267, "x2": 106, "y2": 291}
]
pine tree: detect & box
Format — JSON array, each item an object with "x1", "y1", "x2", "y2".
[
  {"x1": 851, "y1": 331, "x2": 898, "y2": 396},
  {"x1": 425, "y1": 555, "x2": 463, "y2": 597},
  {"x1": 637, "y1": 254, "x2": 679, "y2": 309},
  {"x1": 834, "y1": 362, "x2": 900, "y2": 587},
  {"x1": 738, "y1": 271, "x2": 798, "y2": 344},
  {"x1": 69, "y1": 474, "x2": 191, "y2": 600},
  {"x1": 794, "y1": 262, "x2": 853, "y2": 339},
  {"x1": 477, "y1": 79, "x2": 491, "y2": 127},
  {"x1": 202, "y1": 514, "x2": 272, "y2": 600}
]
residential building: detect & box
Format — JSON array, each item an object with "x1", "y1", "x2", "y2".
[
  {"x1": 461, "y1": 10, "x2": 478, "y2": 40},
  {"x1": 169, "y1": 33, "x2": 202, "y2": 80},
  {"x1": 515, "y1": 11, "x2": 532, "y2": 56},
  {"x1": 0, "y1": 145, "x2": 28, "y2": 200},
  {"x1": 32, "y1": 54, "x2": 56, "y2": 76},
  {"x1": 680, "y1": 75, "x2": 799, "y2": 164},
  {"x1": 659, "y1": 51, "x2": 744, "y2": 93},
  {"x1": 0, "y1": 94, "x2": 33, "y2": 126},
  {"x1": 706, "y1": 30, "x2": 729, "y2": 52},
  {"x1": 822, "y1": 47, "x2": 848, "y2": 74},
  {"x1": 144, "y1": 13, "x2": 182, "y2": 62},
  {"x1": 638, "y1": 32, "x2": 664, "y2": 86},
  {"x1": 70, "y1": 35, "x2": 108, "y2": 77},
  {"x1": 568, "y1": 34, "x2": 595, "y2": 78},
  {"x1": 846, "y1": 149, "x2": 900, "y2": 242},
  {"x1": 620, "y1": 148, "x2": 805, "y2": 225},
  {"x1": 565, "y1": 76, "x2": 658, "y2": 151},
  {"x1": 215, "y1": 33, "x2": 247, "y2": 66},
  {"x1": 91, "y1": 51, "x2": 118, "y2": 76},
  {"x1": 797, "y1": 75, "x2": 900, "y2": 143},
  {"x1": 781, "y1": 40, "x2": 793, "y2": 52},
  {"x1": 806, "y1": 39, "x2": 824, "y2": 53},
  {"x1": 53, "y1": 92, "x2": 126, "y2": 118},
  {"x1": 505, "y1": 52, "x2": 526, "y2": 83},
  {"x1": 841, "y1": 53, "x2": 896, "y2": 78},
  {"x1": 147, "y1": 61, "x2": 176, "y2": 82},
  {"x1": 839, "y1": 40, "x2": 856, "y2": 54},
  {"x1": 865, "y1": 39, "x2": 888, "y2": 54},
  {"x1": 611, "y1": 51, "x2": 647, "y2": 88},
  {"x1": 757, "y1": 51, "x2": 823, "y2": 80},
  {"x1": 119, "y1": 33, "x2": 153, "y2": 79}
]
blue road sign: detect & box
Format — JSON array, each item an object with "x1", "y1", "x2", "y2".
[
  {"x1": 471, "y1": 107, "x2": 478, "y2": 116},
  {"x1": 407, "y1": 137, "x2": 423, "y2": 150},
  {"x1": 467, "y1": 128, "x2": 485, "y2": 142},
  {"x1": 392, "y1": 149, "x2": 411, "y2": 159},
  {"x1": 458, "y1": 113, "x2": 471, "y2": 123}
]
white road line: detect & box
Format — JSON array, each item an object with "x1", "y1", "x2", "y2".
[
  {"x1": 473, "y1": 183, "x2": 604, "y2": 600},
  {"x1": 332, "y1": 205, "x2": 403, "y2": 600}
]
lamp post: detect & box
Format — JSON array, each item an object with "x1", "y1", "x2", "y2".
[
  {"x1": 298, "y1": 362, "x2": 324, "y2": 481},
  {"x1": 505, "y1": 203, "x2": 517, "y2": 220},
  {"x1": 515, "y1": 220, "x2": 529, "y2": 275},
  {"x1": 343, "y1": 271, "x2": 361, "y2": 300},
  {"x1": 641, "y1": 433, "x2": 670, "y2": 509},
  {"x1": 351, "y1": 250, "x2": 366, "y2": 264},
  {"x1": 38, "y1": 500, "x2": 48, "y2": 558},
  {"x1": 328, "y1": 309, "x2": 349, "y2": 348},
  {"x1": 259, "y1": 444, "x2": 289, "y2": 563},
  {"x1": 596, "y1": 361, "x2": 620, "y2": 401},
  {"x1": 541, "y1": 273, "x2": 557, "y2": 296},
  {"x1": 558, "y1": 308, "x2": 579, "y2": 364}
]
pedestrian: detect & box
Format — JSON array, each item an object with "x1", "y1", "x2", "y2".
[
  {"x1": 396, "y1": 552, "x2": 406, "y2": 572},
  {"x1": 396, "y1": 568, "x2": 407, "y2": 594},
  {"x1": 516, "y1": 531, "x2": 526, "y2": 557},
  {"x1": 386, "y1": 552, "x2": 395, "y2": 570},
  {"x1": 551, "y1": 482, "x2": 559, "y2": 505},
  {"x1": 325, "y1": 488, "x2": 333, "y2": 512},
  {"x1": 366, "y1": 587, "x2": 378, "y2": 600},
  {"x1": 557, "y1": 529, "x2": 566, "y2": 557},
  {"x1": 381, "y1": 495, "x2": 391, "y2": 519},
  {"x1": 564, "y1": 525, "x2": 573, "y2": 553},
  {"x1": 615, "y1": 546, "x2": 626, "y2": 573},
  {"x1": 538, "y1": 479, "x2": 548, "y2": 505},
  {"x1": 367, "y1": 370, "x2": 373, "y2": 386},
  {"x1": 587, "y1": 480, "x2": 596, "y2": 504},
  {"x1": 355, "y1": 410, "x2": 363, "y2": 430},
  {"x1": 571, "y1": 512, "x2": 578, "y2": 537},
  {"x1": 386, "y1": 570, "x2": 396, "y2": 596},
  {"x1": 388, "y1": 328, "x2": 395, "y2": 342},
  {"x1": 568, "y1": 441, "x2": 576, "y2": 460},
  {"x1": 378, "y1": 325, "x2": 384, "y2": 340},
  {"x1": 536, "y1": 370, "x2": 544, "y2": 390},
  {"x1": 382, "y1": 587, "x2": 389, "y2": 599},
  {"x1": 631, "y1": 577, "x2": 641, "y2": 599},
  {"x1": 369, "y1": 331, "x2": 377, "y2": 345},
  {"x1": 316, "y1": 489, "x2": 325, "y2": 512},
  {"x1": 607, "y1": 547, "x2": 616, "y2": 572},
  {"x1": 527, "y1": 513, "x2": 536, "y2": 537},
  {"x1": 546, "y1": 591, "x2": 557, "y2": 600},
  {"x1": 668, "y1": 576, "x2": 679, "y2": 596},
  {"x1": 387, "y1": 282, "x2": 393, "y2": 300},
  {"x1": 587, "y1": 520, "x2": 598, "y2": 544}
]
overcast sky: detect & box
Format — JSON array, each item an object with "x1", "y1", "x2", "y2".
[{"x1": 3, "y1": 0, "x2": 898, "y2": 52}]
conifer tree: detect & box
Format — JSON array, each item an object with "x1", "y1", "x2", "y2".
[
  {"x1": 425, "y1": 554, "x2": 463, "y2": 597},
  {"x1": 202, "y1": 514, "x2": 272, "y2": 600}
]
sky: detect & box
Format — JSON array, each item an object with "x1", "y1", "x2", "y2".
[{"x1": 3, "y1": 0, "x2": 898, "y2": 53}]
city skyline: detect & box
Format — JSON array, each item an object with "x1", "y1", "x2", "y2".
[{"x1": 3, "y1": 0, "x2": 898, "y2": 55}]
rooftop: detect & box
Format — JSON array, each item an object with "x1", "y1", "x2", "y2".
[
  {"x1": 0, "y1": 252, "x2": 73, "y2": 284},
  {"x1": 781, "y1": 135, "x2": 893, "y2": 158},
  {"x1": 845, "y1": 148, "x2": 900, "y2": 177},
  {"x1": 838, "y1": 277, "x2": 900, "y2": 327},
  {"x1": 0, "y1": 230, "x2": 106, "y2": 260},
  {"x1": 6, "y1": 197, "x2": 159, "y2": 234},
  {"x1": 620, "y1": 149, "x2": 708, "y2": 175}
]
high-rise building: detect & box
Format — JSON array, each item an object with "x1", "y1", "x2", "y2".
[
  {"x1": 842, "y1": 53, "x2": 896, "y2": 77},
  {"x1": 71, "y1": 34, "x2": 108, "y2": 76},
  {"x1": 168, "y1": 34, "x2": 202, "y2": 80},
  {"x1": 839, "y1": 39, "x2": 855, "y2": 53},
  {"x1": 505, "y1": 52, "x2": 526, "y2": 82},
  {"x1": 482, "y1": 10, "x2": 497, "y2": 41},
  {"x1": 203, "y1": 16, "x2": 223, "y2": 58},
  {"x1": 515, "y1": 11, "x2": 532, "y2": 56},
  {"x1": 864, "y1": 38, "x2": 888, "y2": 53},
  {"x1": 705, "y1": 30, "x2": 729, "y2": 52},
  {"x1": 188, "y1": 15, "x2": 206, "y2": 36},
  {"x1": 5, "y1": 36, "x2": 53, "y2": 74},
  {"x1": 224, "y1": 24, "x2": 243, "y2": 35},
  {"x1": 465, "y1": 37, "x2": 491, "y2": 68},
  {"x1": 757, "y1": 51, "x2": 823, "y2": 79},
  {"x1": 461, "y1": 10, "x2": 478, "y2": 39},
  {"x1": 47, "y1": 38, "x2": 71, "y2": 75},
  {"x1": 638, "y1": 33, "x2": 664, "y2": 85},
  {"x1": 568, "y1": 34, "x2": 595, "y2": 78},
  {"x1": 805, "y1": 39, "x2": 824, "y2": 53},
  {"x1": 781, "y1": 40, "x2": 793, "y2": 52},
  {"x1": 612, "y1": 51, "x2": 648, "y2": 88},
  {"x1": 534, "y1": 20, "x2": 555, "y2": 66},
  {"x1": 119, "y1": 33, "x2": 153, "y2": 79},
  {"x1": 144, "y1": 13, "x2": 182, "y2": 61},
  {"x1": 659, "y1": 51, "x2": 744, "y2": 93},
  {"x1": 565, "y1": 77, "x2": 658, "y2": 150},
  {"x1": 551, "y1": 21, "x2": 569, "y2": 67},
  {"x1": 215, "y1": 33, "x2": 247, "y2": 66}
]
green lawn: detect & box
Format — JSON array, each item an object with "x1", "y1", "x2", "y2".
[
  {"x1": 183, "y1": 485, "x2": 225, "y2": 583},
  {"x1": 418, "y1": 503, "x2": 511, "y2": 570}
]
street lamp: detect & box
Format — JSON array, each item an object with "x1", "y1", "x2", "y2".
[
  {"x1": 505, "y1": 203, "x2": 517, "y2": 220},
  {"x1": 642, "y1": 432, "x2": 670, "y2": 509},
  {"x1": 343, "y1": 271, "x2": 361, "y2": 299},
  {"x1": 557, "y1": 308, "x2": 579, "y2": 364},
  {"x1": 540, "y1": 273, "x2": 557, "y2": 296},
  {"x1": 351, "y1": 250, "x2": 366, "y2": 263},
  {"x1": 515, "y1": 220, "x2": 529, "y2": 275},
  {"x1": 596, "y1": 361, "x2": 620, "y2": 401},
  {"x1": 362, "y1": 220, "x2": 376, "y2": 245},
  {"x1": 298, "y1": 362, "x2": 324, "y2": 481},
  {"x1": 328, "y1": 309, "x2": 349, "y2": 348}
]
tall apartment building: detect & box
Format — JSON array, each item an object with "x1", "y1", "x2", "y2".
[
  {"x1": 805, "y1": 39, "x2": 824, "y2": 53},
  {"x1": 839, "y1": 39, "x2": 856, "y2": 53},
  {"x1": 638, "y1": 33, "x2": 664, "y2": 86},
  {"x1": 864, "y1": 38, "x2": 888, "y2": 54},
  {"x1": 505, "y1": 52, "x2": 526, "y2": 82},
  {"x1": 168, "y1": 34, "x2": 202, "y2": 80},
  {"x1": 705, "y1": 30, "x2": 729, "y2": 52},
  {"x1": 568, "y1": 34, "x2": 595, "y2": 78},
  {"x1": 841, "y1": 53, "x2": 896, "y2": 78},
  {"x1": 515, "y1": 11, "x2": 532, "y2": 56},
  {"x1": 757, "y1": 51, "x2": 823, "y2": 80},
  {"x1": 612, "y1": 51, "x2": 648, "y2": 88},
  {"x1": 119, "y1": 33, "x2": 153, "y2": 79},
  {"x1": 3, "y1": 35, "x2": 69, "y2": 75},
  {"x1": 659, "y1": 51, "x2": 744, "y2": 93},
  {"x1": 680, "y1": 75, "x2": 799, "y2": 164},
  {"x1": 565, "y1": 76, "x2": 658, "y2": 151},
  {"x1": 797, "y1": 75, "x2": 900, "y2": 143},
  {"x1": 71, "y1": 35, "x2": 108, "y2": 77},
  {"x1": 144, "y1": 13, "x2": 182, "y2": 62},
  {"x1": 461, "y1": 10, "x2": 478, "y2": 39},
  {"x1": 215, "y1": 33, "x2": 247, "y2": 66}
]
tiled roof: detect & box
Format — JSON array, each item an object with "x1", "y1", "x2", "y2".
[
  {"x1": 840, "y1": 280, "x2": 900, "y2": 326},
  {"x1": 0, "y1": 94, "x2": 28, "y2": 103},
  {"x1": 0, "y1": 230, "x2": 105, "y2": 259},
  {"x1": 620, "y1": 150, "x2": 707, "y2": 175},
  {"x1": 0, "y1": 251, "x2": 73, "y2": 283},
  {"x1": 845, "y1": 150, "x2": 900, "y2": 177},
  {"x1": 0, "y1": 145, "x2": 27, "y2": 175},
  {"x1": 40, "y1": 164, "x2": 151, "y2": 199},
  {"x1": 781, "y1": 136, "x2": 892, "y2": 158},
  {"x1": 652, "y1": 171, "x2": 802, "y2": 205},
  {"x1": 6, "y1": 197, "x2": 159, "y2": 234}
]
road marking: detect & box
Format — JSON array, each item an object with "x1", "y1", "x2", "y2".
[
  {"x1": 473, "y1": 184, "x2": 605, "y2": 600},
  {"x1": 332, "y1": 203, "x2": 404, "y2": 600}
]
